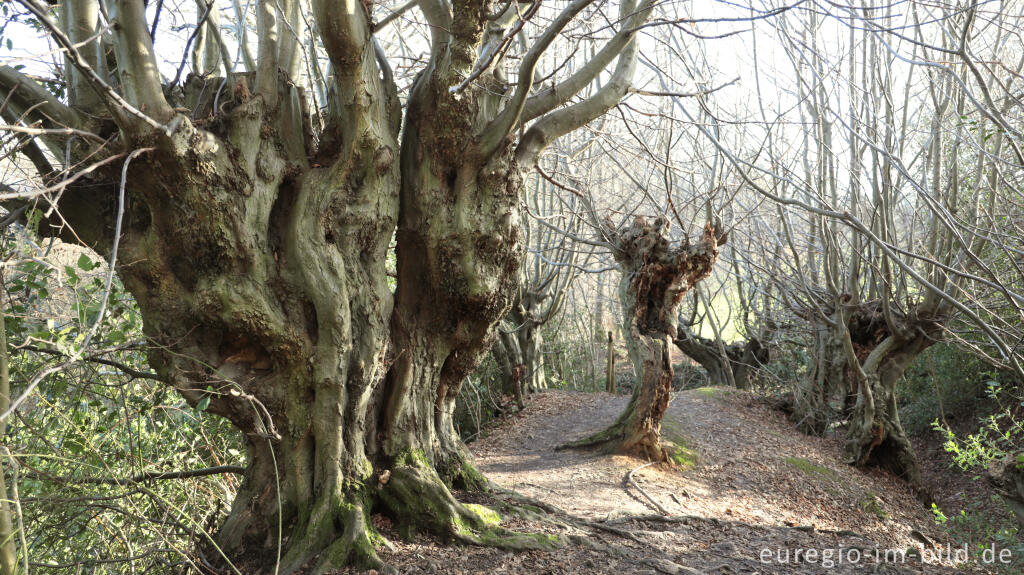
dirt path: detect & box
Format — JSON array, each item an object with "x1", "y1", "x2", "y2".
[{"x1": 341, "y1": 389, "x2": 999, "y2": 574}]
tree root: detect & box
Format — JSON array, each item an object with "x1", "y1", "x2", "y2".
[
  {"x1": 378, "y1": 464, "x2": 564, "y2": 552},
  {"x1": 626, "y1": 462, "x2": 670, "y2": 515}
]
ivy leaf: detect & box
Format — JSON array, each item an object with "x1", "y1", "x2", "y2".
[{"x1": 77, "y1": 253, "x2": 95, "y2": 271}]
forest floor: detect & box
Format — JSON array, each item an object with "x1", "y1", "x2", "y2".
[{"x1": 339, "y1": 388, "x2": 1007, "y2": 574}]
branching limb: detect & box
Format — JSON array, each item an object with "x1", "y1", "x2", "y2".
[
  {"x1": 481, "y1": 0, "x2": 596, "y2": 155},
  {"x1": 518, "y1": 0, "x2": 655, "y2": 125},
  {"x1": 514, "y1": 0, "x2": 653, "y2": 168},
  {"x1": 15, "y1": 0, "x2": 175, "y2": 133},
  {"x1": 29, "y1": 465, "x2": 246, "y2": 486}
]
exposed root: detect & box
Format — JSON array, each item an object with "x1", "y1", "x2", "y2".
[
  {"x1": 626, "y1": 462, "x2": 670, "y2": 515},
  {"x1": 845, "y1": 415, "x2": 932, "y2": 505},
  {"x1": 377, "y1": 464, "x2": 564, "y2": 553},
  {"x1": 556, "y1": 422, "x2": 623, "y2": 452},
  {"x1": 307, "y1": 505, "x2": 383, "y2": 575}
]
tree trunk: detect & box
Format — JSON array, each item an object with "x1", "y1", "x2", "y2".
[
  {"x1": 606, "y1": 330, "x2": 616, "y2": 393},
  {"x1": 844, "y1": 329, "x2": 938, "y2": 500},
  {"x1": 564, "y1": 220, "x2": 720, "y2": 462},
  {"x1": 0, "y1": 303, "x2": 19, "y2": 575},
  {"x1": 732, "y1": 338, "x2": 769, "y2": 390},
  {"x1": 44, "y1": 69, "x2": 534, "y2": 572},
  {"x1": 793, "y1": 315, "x2": 847, "y2": 435},
  {"x1": 618, "y1": 270, "x2": 645, "y2": 381},
  {"x1": 492, "y1": 328, "x2": 525, "y2": 410},
  {"x1": 673, "y1": 327, "x2": 732, "y2": 387},
  {"x1": 672, "y1": 327, "x2": 769, "y2": 390},
  {"x1": 518, "y1": 323, "x2": 547, "y2": 392}
]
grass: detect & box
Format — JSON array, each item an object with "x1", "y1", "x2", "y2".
[
  {"x1": 859, "y1": 491, "x2": 890, "y2": 520},
  {"x1": 784, "y1": 456, "x2": 836, "y2": 479},
  {"x1": 693, "y1": 386, "x2": 732, "y2": 399}
]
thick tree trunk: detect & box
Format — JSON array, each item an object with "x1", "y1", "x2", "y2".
[
  {"x1": 844, "y1": 329, "x2": 937, "y2": 500},
  {"x1": 492, "y1": 328, "x2": 525, "y2": 410},
  {"x1": 491, "y1": 288, "x2": 549, "y2": 402},
  {"x1": 45, "y1": 67, "x2": 533, "y2": 572},
  {"x1": 673, "y1": 327, "x2": 730, "y2": 387},
  {"x1": 8, "y1": 0, "x2": 658, "y2": 566},
  {"x1": 732, "y1": 337, "x2": 769, "y2": 390},
  {"x1": 519, "y1": 324, "x2": 547, "y2": 392},
  {"x1": 793, "y1": 318, "x2": 848, "y2": 435},
  {"x1": 564, "y1": 220, "x2": 720, "y2": 462}
]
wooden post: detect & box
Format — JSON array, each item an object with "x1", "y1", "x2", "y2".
[{"x1": 606, "y1": 330, "x2": 616, "y2": 394}]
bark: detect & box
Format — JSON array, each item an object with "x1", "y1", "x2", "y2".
[
  {"x1": 491, "y1": 328, "x2": 524, "y2": 410},
  {"x1": 490, "y1": 286, "x2": 552, "y2": 406},
  {"x1": 793, "y1": 314, "x2": 848, "y2": 435},
  {"x1": 606, "y1": 330, "x2": 616, "y2": 393},
  {"x1": 843, "y1": 322, "x2": 941, "y2": 501},
  {"x1": 13, "y1": 0, "x2": 654, "y2": 568},
  {"x1": 38, "y1": 66, "x2": 523, "y2": 575},
  {"x1": 988, "y1": 453, "x2": 1024, "y2": 530},
  {"x1": 0, "y1": 301, "x2": 18, "y2": 574},
  {"x1": 564, "y1": 219, "x2": 721, "y2": 462}
]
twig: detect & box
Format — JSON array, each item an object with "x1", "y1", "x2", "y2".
[{"x1": 28, "y1": 464, "x2": 246, "y2": 486}]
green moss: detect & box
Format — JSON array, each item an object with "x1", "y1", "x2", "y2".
[
  {"x1": 694, "y1": 386, "x2": 731, "y2": 399},
  {"x1": 394, "y1": 449, "x2": 431, "y2": 468},
  {"x1": 666, "y1": 441, "x2": 698, "y2": 470},
  {"x1": 453, "y1": 459, "x2": 489, "y2": 491},
  {"x1": 464, "y1": 503, "x2": 501, "y2": 527},
  {"x1": 660, "y1": 422, "x2": 699, "y2": 470},
  {"x1": 859, "y1": 491, "x2": 890, "y2": 520},
  {"x1": 784, "y1": 456, "x2": 836, "y2": 478},
  {"x1": 529, "y1": 532, "x2": 560, "y2": 546}
]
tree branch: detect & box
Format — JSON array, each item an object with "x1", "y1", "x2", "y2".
[
  {"x1": 514, "y1": 0, "x2": 653, "y2": 168},
  {"x1": 481, "y1": 0, "x2": 596, "y2": 155},
  {"x1": 519, "y1": 0, "x2": 652, "y2": 125},
  {"x1": 28, "y1": 465, "x2": 246, "y2": 486}
]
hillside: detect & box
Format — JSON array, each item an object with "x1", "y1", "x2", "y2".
[{"x1": 336, "y1": 388, "x2": 1000, "y2": 574}]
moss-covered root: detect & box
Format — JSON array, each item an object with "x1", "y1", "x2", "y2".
[
  {"x1": 276, "y1": 494, "x2": 384, "y2": 575},
  {"x1": 378, "y1": 464, "x2": 563, "y2": 551},
  {"x1": 556, "y1": 422, "x2": 623, "y2": 452}
]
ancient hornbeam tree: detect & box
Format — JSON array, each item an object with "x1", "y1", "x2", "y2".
[
  {"x1": 0, "y1": 0, "x2": 654, "y2": 570},
  {"x1": 566, "y1": 217, "x2": 722, "y2": 462}
]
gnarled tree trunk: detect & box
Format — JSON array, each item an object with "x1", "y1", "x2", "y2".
[
  {"x1": 565, "y1": 219, "x2": 721, "y2": 462},
  {"x1": 843, "y1": 322, "x2": 940, "y2": 501},
  {"x1": 793, "y1": 313, "x2": 848, "y2": 435},
  {"x1": 3, "y1": 0, "x2": 656, "y2": 569},
  {"x1": 672, "y1": 326, "x2": 770, "y2": 390},
  {"x1": 64, "y1": 71, "x2": 529, "y2": 572}
]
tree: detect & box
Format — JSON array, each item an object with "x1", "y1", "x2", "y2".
[
  {"x1": 673, "y1": 243, "x2": 776, "y2": 391},
  {"x1": 566, "y1": 217, "x2": 722, "y2": 461},
  {"x1": 0, "y1": 0, "x2": 654, "y2": 570},
  {"x1": 729, "y1": 1, "x2": 1024, "y2": 498}
]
